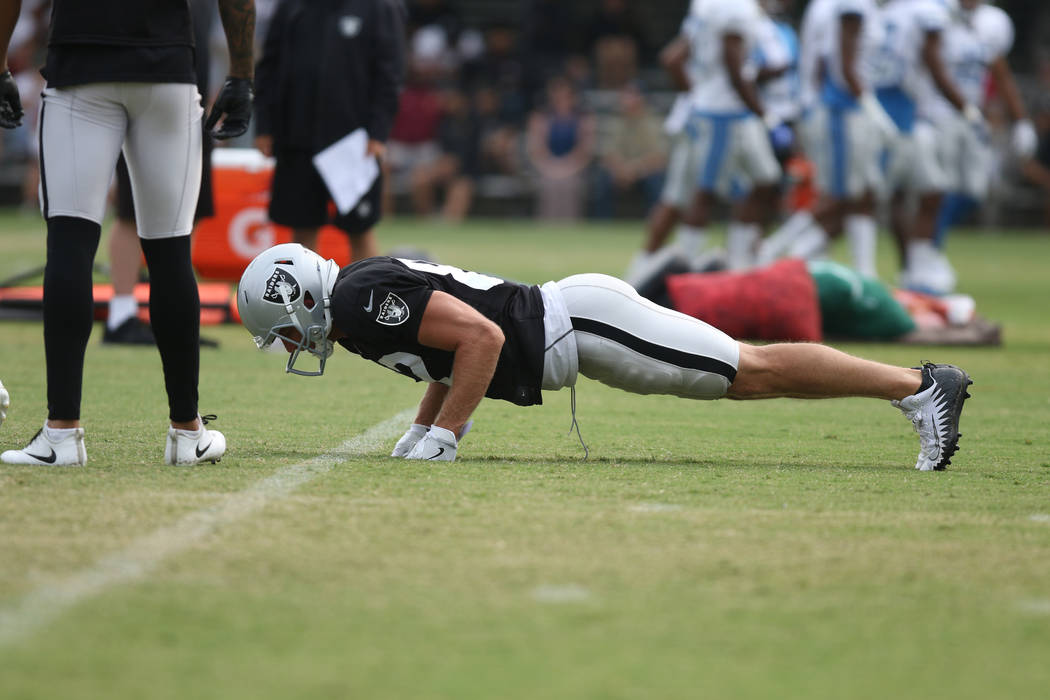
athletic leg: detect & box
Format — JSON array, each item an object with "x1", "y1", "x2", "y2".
[
  {"x1": 122, "y1": 83, "x2": 203, "y2": 428},
  {"x1": 558, "y1": 273, "x2": 739, "y2": 399},
  {"x1": 38, "y1": 85, "x2": 128, "y2": 424},
  {"x1": 728, "y1": 342, "x2": 920, "y2": 400}
]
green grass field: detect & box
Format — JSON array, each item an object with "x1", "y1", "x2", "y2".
[{"x1": 1, "y1": 211, "x2": 1049, "y2": 699}]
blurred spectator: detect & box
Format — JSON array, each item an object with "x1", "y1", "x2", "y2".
[
  {"x1": 410, "y1": 89, "x2": 481, "y2": 221},
  {"x1": 1021, "y1": 105, "x2": 1050, "y2": 227},
  {"x1": 583, "y1": 0, "x2": 650, "y2": 89},
  {"x1": 590, "y1": 83, "x2": 666, "y2": 218},
  {"x1": 407, "y1": 0, "x2": 462, "y2": 42},
  {"x1": 525, "y1": 76, "x2": 596, "y2": 220},
  {"x1": 474, "y1": 85, "x2": 520, "y2": 176},
  {"x1": 383, "y1": 58, "x2": 444, "y2": 215},
  {"x1": 520, "y1": 0, "x2": 585, "y2": 109},
  {"x1": 460, "y1": 21, "x2": 525, "y2": 126}
]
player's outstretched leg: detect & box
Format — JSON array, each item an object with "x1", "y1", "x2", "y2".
[
  {"x1": 892, "y1": 363, "x2": 972, "y2": 471},
  {"x1": 729, "y1": 344, "x2": 971, "y2": 470}
]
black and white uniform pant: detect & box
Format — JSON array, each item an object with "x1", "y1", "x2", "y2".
[
  {"x1": 39, "y1": 82, "x2": 203, "y2": 237},
  {"x1": 541, "y1": 274, "x2": 739, "y2": 399}
]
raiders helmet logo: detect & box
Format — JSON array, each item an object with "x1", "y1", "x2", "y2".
[
  {"x1": 376, "y1": 292, "x2": 410, "y2": 326},
  {"x1": 263, "y1": 268, "x2": 301, "y2": 305}
]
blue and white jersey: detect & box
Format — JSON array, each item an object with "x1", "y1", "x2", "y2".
[
  {"x1": 811, "y1": 0, "x2": 883, "y2": 110},
  {"x1": 682, "y1": 0, "x2": 764, "y2": 114},
  {"x1": 924, "y1": 2, "x2": 1014, "y2": 123},
  {"x1": 799, "y1": 0, "x2": 835, "y2": 111},
  {"x1": 754, "y1": 16, "x2": 800, "y2": 123},
  {"x1": 870, "y1": 0, "x2": 951, "y2": 130}
]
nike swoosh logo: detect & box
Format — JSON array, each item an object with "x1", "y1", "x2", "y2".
[
  {"x1": 26, "y1": 449, "x2": 57, "y2": 464},
  {"x1": 426, "y1": 447, "x2": 445, "y2": 460},
  {"x1": 363, "y1": 290, "x2": 374, "y2": 312},
  {"x1": 196, "y1": 440, "x2": 213, "y2": 458}
]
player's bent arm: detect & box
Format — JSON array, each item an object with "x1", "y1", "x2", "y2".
[
  {"x1": 413, "y1": 382, "x2": 449, "y2": 427},
  {"x1": 989, "y1": 56, "x2": 1027, "y2": 123},
  {"x1": 839, "y1": 14, "x2": 864, "y2": 98},
  {"x1": 416, "y1": 291, "x2": 505, "y2": 436},
  {"x1": 1, "y1": 0, "x2": 22, "y2": 69},
  {"x1": 723, "y1": 33, "x2": 765, "y2": 117},
  {"x1": 660, "y1": 35, "x2": 690, "y2": 92},
  {"x1": 217, "y1": 0, "x2": 256, "y2": 80},
  {"x1": 921, "y1": 32, "x2": 966, "y2": 112}
]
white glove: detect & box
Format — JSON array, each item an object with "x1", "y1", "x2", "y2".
[
  {"x1": 1012, "y1": 119, "x2": 1038, "y2": 159},
  {"x1": 859, "y1": 92, "x2": 899, "y2": 143},
  {"x1": 404, "y1": 425, "x2": 458, "y2": 461},
  {"x1": 391, "y1": 423, "x2": 429, "y2": 457},
  {"x1": 962, "y1": 102, "x2": 983, "y2": 126}
]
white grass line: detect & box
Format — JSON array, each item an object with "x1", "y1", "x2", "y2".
[
  {"x1": 531, "y1": 584, "x2": 593, "y2": 604},
  {"x1": 627, "y1": 503, "x2": 683, "y2": 513},
  {"x1": 0, "y1": 409, "x2": 413, "y2": 648}
]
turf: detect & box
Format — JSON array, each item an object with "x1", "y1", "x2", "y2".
[{"x1": 1, "y1": 212, "x2": 1049, "y2": 699}]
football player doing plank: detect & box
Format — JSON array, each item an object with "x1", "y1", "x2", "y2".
[{"x1": 238, "y1": 244, "x2": 972, "y2": 471}]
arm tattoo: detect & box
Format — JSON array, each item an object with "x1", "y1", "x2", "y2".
[{"x1": 217, "y1": 0, "x2": 256, "y2": 79}]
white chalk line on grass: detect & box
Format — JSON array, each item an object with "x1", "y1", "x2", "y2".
[{"x1": 0, "y1": 409, "x2": 414, "y2": 648}]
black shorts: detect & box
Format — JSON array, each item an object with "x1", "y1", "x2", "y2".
[
  {"x1": 115, "y1": 127, "x2": 214, "y2": 223},
  {"x1": 268, "y1": 149, "x2": 382, "y2": 236}
]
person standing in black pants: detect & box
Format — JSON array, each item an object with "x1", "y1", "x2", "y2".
[
  {"x1": 0, "y1": 0, "x2": 256, "y2": 466},
  {"x1": 253, "y1": 0, "x2": 406, "y2": 262},
  {"x1": 103, "y1": 0, "x2": 219, "y2": 346}
]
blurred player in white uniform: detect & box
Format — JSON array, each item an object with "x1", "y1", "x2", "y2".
[
  {"x1": 746, "y1": 0, "x2": 800, "y2": 185},
  {"x1": 929, "y1": 1, "x2": 1036, "y2": 264},
  {"x1": 873, "y1": 0, "x2": 984, "y2": 294},
  {"x1": 626, "y1": 0, "x2": 786, "y2": 282},
  {"x1": 624, "y1": 29, "x2": 707, "y2": 285},
  {"x1": 679, "y1": 0, "x2": 783, "y2": 270},
  {"x1": 759, "y1": 0, "x2": 894, "y2": 277}
]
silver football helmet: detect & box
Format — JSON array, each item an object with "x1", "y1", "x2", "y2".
[{"x1": 237, "y1": 243, "x2": 341, "y2": 376}]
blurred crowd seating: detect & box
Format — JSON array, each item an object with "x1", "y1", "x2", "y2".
[{"x1": 4, "y1": 0, "x2": 1050, "y2": 226}]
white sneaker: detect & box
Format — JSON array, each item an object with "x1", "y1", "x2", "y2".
[
  {"x1": 1, "y1": 425, "x2": 87, "y2": 466},
  {"x1": 0, "y1": 379, "x2": 9, "y2": 428},
  {"x1": 903, "y1": 242, "x2": 957, "y2": 295},
  {"x1": 893, "y1": 363, "x2": 972, "y2": 471},
  {"x1": 165, "y1": 416, "x2": 226, "y2": 466}
]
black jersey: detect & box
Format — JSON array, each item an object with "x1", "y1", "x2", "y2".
[
  {"x1": 43, "y1": 0, "x2": 196, "y2": 87},
  {"x1": 330, "y1": 257, "x2": 547, "y2": 406}
]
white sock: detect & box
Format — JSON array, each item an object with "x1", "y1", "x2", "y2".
[
  {"x1": 675, "y1": 225, "x2": 706, "y2": 257},
  {"x1": 45, "y1": 425, "x2": 78, "y2": 441},
  {"x1": 726, "y1": 222, "x2": 761, "y2": 270},
  {"x1": 107, "y1": 295, "x2": 138, "y2": 330},
  {"x1": 906, "y1": 239, "x2": 935, "y2": 270},
  {"x1": 757, "y1": 210, "x2": 816, "y2": 265},
  {"x1": 845, "y1": 214, "x2": 877, "y2": 278},
  {"x1": 788, "y1": 224, "x2": 829, "y2": 260}
]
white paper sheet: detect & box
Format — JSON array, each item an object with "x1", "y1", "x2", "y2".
[{"x1": 311, "y1": 128, "x2": 380, "y2": 214}]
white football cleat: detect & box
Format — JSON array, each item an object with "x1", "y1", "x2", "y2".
[
  {"x1": 1, "y1": 425, "x2": 87, "y2": 466},
  {"x1": 893, "y1": 363, "x2": 972, "y2": 471},
  {"x1": 165, "y1": 416, "x2": 226, "y2": 465},
  {"x1": 0, "y1": 379, "x2": 9, "y2": 428}
]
